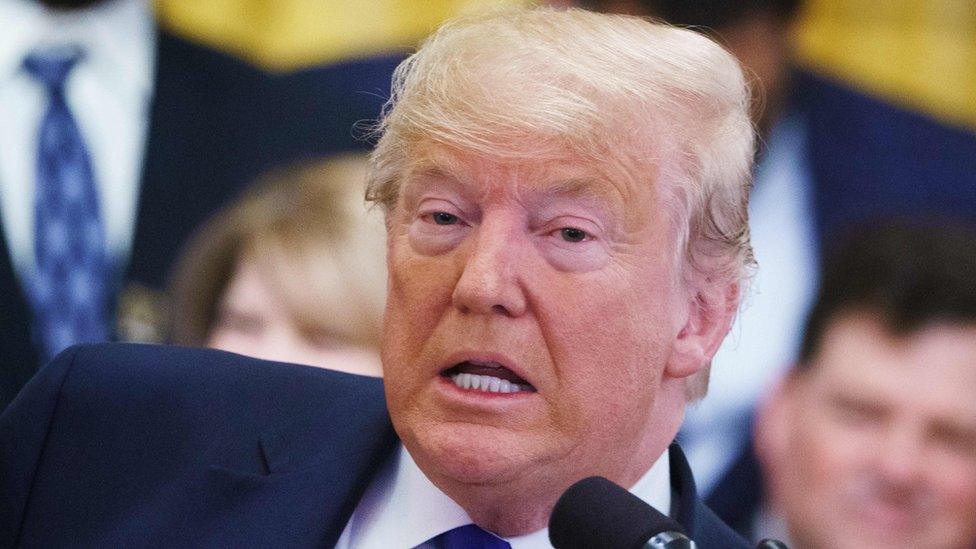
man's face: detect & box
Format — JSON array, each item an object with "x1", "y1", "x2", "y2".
[
  {"x1": 760, "y1": 313, "x2": 976, "y2": 549},
  {"x1": 381, "y1": 146, "x2": 698, "y2": 523}
]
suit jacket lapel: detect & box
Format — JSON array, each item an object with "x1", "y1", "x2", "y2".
[
  {"x1": 192, "y1": 379, "x2": 400, "y2": 547},
  {"x1": 668, "y1": 443, "x2": 750, "y2": 549},
  {"x1": 668, "y1": 443, "x2": 700, "y2": 535}
]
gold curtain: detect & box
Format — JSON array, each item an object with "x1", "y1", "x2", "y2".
[
  {"x1": 796, "y1": 0, "x2": 976, "y2": 129},
  {"x1": 154, "y1": 0, "x2": 523, "y2": 72}
]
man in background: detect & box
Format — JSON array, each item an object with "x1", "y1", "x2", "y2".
[
  {"x1": 0, "y1": 0, "x2": 399, "y2": 410},
  {"x1": 753, "y1": 221, "x2": 976, "y2": 548},
  {"x1": 583, "y1": 0, "x2": 976, "y2": 497}
]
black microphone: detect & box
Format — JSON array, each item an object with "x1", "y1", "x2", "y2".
[{"x1": 548, "y1": 476, "x2": 696, "y2": 549}]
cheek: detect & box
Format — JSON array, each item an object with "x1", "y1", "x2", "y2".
[
  {"x1": 538, "y1": 270, "x2": 671, "y2": 425},
  {"x1": 786, "y1": 408, "x2": 855, "y2": 495},
  {"x1": 930, "y1": 458, "x2": 976, "y2": 516},
  {"x1": 539, "y1": 238, "x2": 611, "y2": 273},
  {"x1": 915, "y1": 457, "x2": 976, "y2": 547},
  {"x1": 408, "y1": 220, "x2": 466, "y2": 256},
  {"x1": 382, "y1": 238, "x2": 457, "y2": 367}
]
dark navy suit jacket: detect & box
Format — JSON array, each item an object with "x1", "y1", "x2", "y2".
[
  {"x1": 794, "y1": 70, "x2": 976, "y2": 254},
  {"x1": 0, "y1": 28, "x2": 403, "y2": 411},
  {"x1": 1, "y1": 344, "x2": 747, "y2": 548}
]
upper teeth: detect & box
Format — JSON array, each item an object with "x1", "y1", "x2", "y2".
[{"x1": 451, "y1": 373, "x2": 528, "y2": 393}]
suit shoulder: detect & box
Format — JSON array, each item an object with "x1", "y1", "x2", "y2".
[
  {"x1": 3, "y1": 343, "x2": 395, "y2": 546},
  {"x1": 60, "y1": 343, "x2": 385, "y2": 426}
]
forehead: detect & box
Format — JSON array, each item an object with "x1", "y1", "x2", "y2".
[
  {"x1": 804, "y1": 313, "x2": 976, "y2": 416},
  {"x1": 400, "y1": 145, "x2": 663, "y2": 226}
]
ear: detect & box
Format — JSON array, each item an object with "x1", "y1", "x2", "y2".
[{"x1": 665, "y1": 280, "x2": 739, "y2": 379}]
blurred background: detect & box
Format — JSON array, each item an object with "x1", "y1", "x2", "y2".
[{"x1": 154, "y1": 0, "x2": 975, "y2": 130}]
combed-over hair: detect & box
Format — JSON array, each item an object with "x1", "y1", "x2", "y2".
[{"x1": 366, "y1": 7, "x2": 756, "y2": 399}]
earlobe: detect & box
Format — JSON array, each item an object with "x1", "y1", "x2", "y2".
[{"x1": 665, "y1": 281, "x2": 739, "y2": 379}]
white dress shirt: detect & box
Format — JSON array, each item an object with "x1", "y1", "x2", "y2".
[
  {"x1": 680, "y1": 113, "x2": 820, "y2": 494},
  {"x1": 0, "y1": 0, "x2": 155, "y2": 279},
  {"x1": 752, "y1": 504, "x2": 793, "y2": 548},
  {"x1": 336, "y1": 445, "x2": 672, "y2": 549}
]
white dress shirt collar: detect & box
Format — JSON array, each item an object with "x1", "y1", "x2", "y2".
[
  {"x1": 0, "y1": 0, "x2": 154, "y2": 96},
  {"x1": 337, "y1": 445, "x2": 672, "y2": 549}
]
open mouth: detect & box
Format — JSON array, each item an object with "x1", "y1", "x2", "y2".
[{"x1": 441, "y1": 360, "x2": 536, "y2": 394}]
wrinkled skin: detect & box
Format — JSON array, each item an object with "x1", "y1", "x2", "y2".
[{"x1": 381, "y1": 147, "x2": 734, "y2": 534}]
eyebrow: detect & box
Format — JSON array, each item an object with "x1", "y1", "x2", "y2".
[
  {"x1": 398, "y1": 166, "x2": 464, "y2": 205},
  {"x1": 411, "y1": 166, "x2": 461, "y2": 185},
  {"x1": 536, "y1": 177, "x2": 620, "y2": 201},
  {"x1": 527, "y1": 177, "x2": 632, "y2": 226},
  {"x1": 403, "y1": 162, "x2": 631, "y2": 221}
]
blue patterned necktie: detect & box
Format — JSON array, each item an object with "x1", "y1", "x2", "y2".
[
  {"x1": 417, "y1": 524, "x2": 512, "y2": 549},
  {"x1": 23, "y1": 48, "x2": 112, "y2": 361}
]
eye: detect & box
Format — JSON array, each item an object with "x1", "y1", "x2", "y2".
[
  {"x1": 559, "y1": 227, "x2": 588, "y2": 243},
  {"x1": 431, "y1": 212, "x2": 459, "y2": 225},
  {"x1": 830, "y1": 396, "x2": 885, "y2": 427},
  {"x1": 930, "y1": 424, "x2": 976, "y2": 456}
]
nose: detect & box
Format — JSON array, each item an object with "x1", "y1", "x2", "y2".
[
  {"x1": 451, "y1": 215, "x2": 528, "y2": 318},
  {"x1": 875, "y1": 424, "x2": 924, "y2": 488}
]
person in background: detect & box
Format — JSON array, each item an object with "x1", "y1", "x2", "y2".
[
  {"x1": 0, "y1": 0, "x2": 399, "y2": 410},
  {"x1": 752, "y1": 220, "x2": 976, "y2": 548},
  {"x1": 582, "y1": 0, "x2": 976, "y2": 498},
  {"x1": 168, "y1": 154, "x2": 385, "y2": 377}
]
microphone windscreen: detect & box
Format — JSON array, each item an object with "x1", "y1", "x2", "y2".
[{"x1": 548, "y1": 476, "x2": 685, "y2": 549}]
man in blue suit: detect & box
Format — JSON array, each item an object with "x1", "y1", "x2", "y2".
[
  {"x1": 0, "y1": 0, "x2": 402, "y2": 411},
  {"x1": 2, "y1": 8, "x2": 755, "y2": 547}
]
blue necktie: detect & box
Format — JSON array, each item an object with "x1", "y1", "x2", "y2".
[
  {"x1": 23, "y1": 48, "x2": 111, "y2": 361},
  {"x1": 417, "y1": 524, "x2": 512, "y2": 549}
]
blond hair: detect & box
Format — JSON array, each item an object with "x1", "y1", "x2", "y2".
[
  {"x1": 169, "y1": 154, "x2": 386, "y2": 350},
  {"x1": 366, "y1": 7, "x2": 756, "y2": 398}
]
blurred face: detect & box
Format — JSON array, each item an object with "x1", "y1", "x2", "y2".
[
  {"x1": 382, "y1": 146, "x2": 713, "y2": 533},
  {"x1": 715, "y1": 11, "x2": 795, "y2": 138},
  {"x1": 207, "y1": 255, "x2": 382, "y2": 377},
  {"x1": 759, "y1": 313, "x2": 976, "y2": 549}
]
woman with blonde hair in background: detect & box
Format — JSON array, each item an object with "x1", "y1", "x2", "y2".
[{"x1": 168, "y1": 154, "x2": 385, "y2": 377}]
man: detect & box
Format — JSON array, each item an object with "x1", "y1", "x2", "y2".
[
  {"x1": 584, "y1": 0, "x2": 976, "y2": 496},
  {"x1": 752, "y1": 221, "x2": 976, "y2": 548},
  {"x1": 0, "y1": 0, "x2": 400, "y2": 410},
  {"x1": 1, "y1": 8, "x2": 753, "y2": 547}
]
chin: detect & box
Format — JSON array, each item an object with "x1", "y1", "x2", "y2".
[{"x1": 407, "y1": 421, "x2": 539, "y2": 485}]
